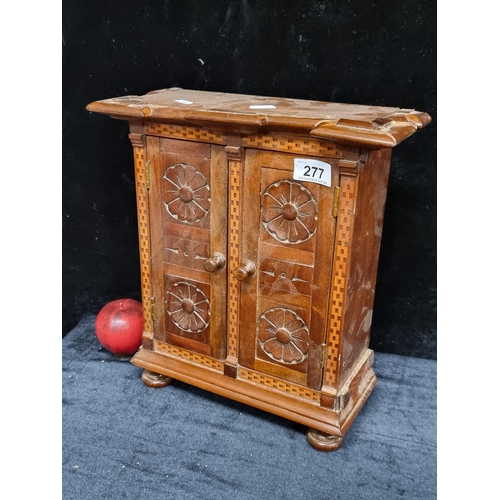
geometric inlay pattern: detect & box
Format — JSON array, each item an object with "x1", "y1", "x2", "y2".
[
  {"x1": 166, "y1": 281, "x2": 210, "y2": 333},
  {"x1": 238, "y1": 367, "x2": 320, "y2": 401},
  {"x1": 154, "y1": 341, "x2": 224, "y2": 371},
  {"x1": 325, "y1": 178, "x2": 357, "y2": 385},
  {"x1": 132, "y1": 145, "x2": 153, "y2": 334},
  {"x1": 257, "y1": 307, "x2": 310, "y2": 364},
  {"x1": 145, "y1": 123, "x2": 225, "y2": 144},
  {"x1": 242, "y1": 135, "x2": 342, "y2": 158},
  {"x1": 262, "y1": 179, "x2": 318, "y2": 244},
  {"x1": 161, "y1": 163, "x2": 210, "y2": 224},
  {"x1": 226, "y1": 147, "x2": 242, "y2": 362}
]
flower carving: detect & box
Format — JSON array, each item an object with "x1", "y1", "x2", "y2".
[
  {"x1": 162, "y1": 163, "x2": 210, "y2": 224},
  {"x1": 261, "y1": 180, "x2": 318, "y2": 244},
  {"x1": 257, "y1": 307, "x2": 310, "y2": 364},
  {"x1": 166, "y1": 282, "x2": 210, "y2": 333}
]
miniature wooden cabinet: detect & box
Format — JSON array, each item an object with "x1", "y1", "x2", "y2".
[{"x1": 87, "y1": 88, "x2": 430, "y2": 451}]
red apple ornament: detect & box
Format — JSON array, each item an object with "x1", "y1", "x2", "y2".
[{"x1": 95, "y1": 299, "x2": 143, "y2": 357}]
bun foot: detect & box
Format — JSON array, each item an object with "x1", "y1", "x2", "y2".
[
  {"x1": 306, "y1": 428, "x2": 343, "y2": 452},
  {"x1": 141, "y1": 369, "x2": 173, "y2": 388}
]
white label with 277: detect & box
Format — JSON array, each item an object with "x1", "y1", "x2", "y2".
[{"x1": 293, "y1": 159, "x2": 331, "y2": 187}]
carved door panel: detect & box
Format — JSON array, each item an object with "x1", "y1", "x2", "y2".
[
  {"x1": 239, "y1": 149, "x2": 340, "y2": 390},
  {"x1": 147, "y1": 136, "x2": 228, "y2": 359}
]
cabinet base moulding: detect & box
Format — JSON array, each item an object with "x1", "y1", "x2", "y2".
[{"x1": 131, "y1": 346, "x2": 377, "y2": 442}]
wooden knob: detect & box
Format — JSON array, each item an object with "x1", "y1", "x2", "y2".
[
  {"x1": 203, "y1": 253, "x2": 226, "y2": 272},
  {"x1": 233, "y1": 261, "x2": 256, "y2": 281}
]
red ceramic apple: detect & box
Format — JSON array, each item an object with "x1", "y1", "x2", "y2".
[{"x1": 95, "y1": 298, "x2": 143, "y2": 357}]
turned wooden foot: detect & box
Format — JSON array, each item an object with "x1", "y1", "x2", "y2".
[
  {"x1": 141, "y1": 369, "x2": 173, "y2": 388},
  {"x1": 306, "y1": 428, "x2": 343, "y2": 452}
]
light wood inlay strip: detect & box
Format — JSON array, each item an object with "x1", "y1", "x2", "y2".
[
  {"x1": 324, "y1": 176, "x2": 358, "y2": 385},
  {"x1": 132, "y1": 143, "x2": 153, "y2": 335},
  {"x1": 243, "y1": 134, "x2": 342, "y2": 158},
  {"x1": 155, "y1": 340, "x2": 224, "y2": 371},
  {"x1": 226, "y1": 149, "x2": 242, "y2": 361},
  {"x1": 238, "y1": 367, "x2": 321, "y2": 402},
  {"x1": 145, "y1": 123, "x2": 225, "y2": 144}
]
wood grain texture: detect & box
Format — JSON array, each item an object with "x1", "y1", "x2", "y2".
[
  {"x1": 87, "y1": 88, "x2": 430, "y2": 148},
  {"x1": 338, "y1": 149, "x2": 392, "y2": 388}
]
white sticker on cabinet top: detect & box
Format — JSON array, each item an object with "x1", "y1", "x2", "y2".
[
  {"x1": 249, "y1": 104, "x2": 276, "y2": 109},
  {"x1": 293, "y1": 159, "x2": 332, "y2": 187}
]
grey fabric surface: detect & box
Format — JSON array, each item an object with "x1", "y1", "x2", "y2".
[{"x1": 62, "y1": 314, "x2": 437, "y2": 499}]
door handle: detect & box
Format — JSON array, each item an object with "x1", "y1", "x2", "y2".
[
  {"x1": 233, "y1": 261, "x2": 256, "y2": 281},
  {"x1": 203, "y1": 253, "x2": 226, "y2": 272}
]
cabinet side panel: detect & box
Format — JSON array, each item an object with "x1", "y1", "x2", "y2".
[{"x1": 339, "y1": 148, "x2": 392, "y2": 387}]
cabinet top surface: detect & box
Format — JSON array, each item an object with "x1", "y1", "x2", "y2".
[{"x1": 87, "y1": 88, "x2": 431, "y2": 148}]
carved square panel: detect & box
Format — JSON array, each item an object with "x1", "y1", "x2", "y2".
[
  {"x1": 163, "y1": 234, "x2": 210, "y2": 270},
  {"x1": 259, "y1": 258, "x2": 313, "y2": 297}
]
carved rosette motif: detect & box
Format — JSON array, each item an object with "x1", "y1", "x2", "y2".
[
  {"x1": 257, "y1": 307, "x2": 310, "y2": 364},
  {"x1": 166, "y1": 281, "x2": 210, "y2": 333},
  {"x1": 261, "y1": 180, "x2": 318, "y2": 244},
  {"x1": 162, "y1": 163, "x2": 210, "y2": 223}
]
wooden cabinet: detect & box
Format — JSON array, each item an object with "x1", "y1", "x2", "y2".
[{"x1": 87, "y1": 88, "x2": 430, "y2": 450}]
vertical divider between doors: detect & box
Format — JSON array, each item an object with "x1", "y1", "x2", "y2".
[{"x1": 224, "y1": 144, "x2": 243, "y2": 377}]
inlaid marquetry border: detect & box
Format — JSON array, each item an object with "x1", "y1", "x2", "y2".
[
  {"x1": 225, "y1": 146, "x2": 242, "y2": 369},
  {"x1": 129, "y1": 133, "x2": 154, "y2": 338},
  {"x1": 324, "y1": 175, "x2": 358, "y2": 386},
  {"x1": 145, "y1": 123, "x2": 225, "y2": 144},
  {"x1": 154, "y1": 341, "x2": 321, "y2": 401},
  {"x1": 154, "y1": 340, "x2": 224, "y2": 371},
  {"x1": 243, "y1": 134, "x2": 343, "y2": 158},
  {"x1": 238, "y1": 367, "x2": 321, "y2": 402}
]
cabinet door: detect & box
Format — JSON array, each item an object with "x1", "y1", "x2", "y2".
[
  {"x1": 147, "y1": 137, "x2": 228, "y2": 359},
  {"x1": 238, "y1": 149, "x2": 339, "y2": 390}
]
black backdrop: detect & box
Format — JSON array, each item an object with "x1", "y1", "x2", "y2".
[{"x1": 62, "y1": 0, "x2": 436, "y2": 359}]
